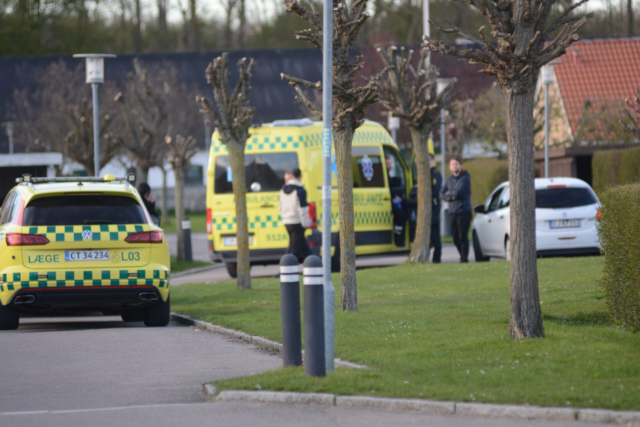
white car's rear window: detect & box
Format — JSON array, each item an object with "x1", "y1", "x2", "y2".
[{"x1": 535, "y1": 187, "x2": 597, "y2": 209}]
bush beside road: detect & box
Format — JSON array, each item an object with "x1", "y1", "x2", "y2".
[{"x1": 172, "y1": 257, "x2": 640, "y2": 410}]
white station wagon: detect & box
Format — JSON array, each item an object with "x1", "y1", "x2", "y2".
[{"x1": 471, "y1": 177, "x2": 601, "y2": 261}]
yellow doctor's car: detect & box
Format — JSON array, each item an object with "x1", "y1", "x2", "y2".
[{"x1": 0, "y1": 174, "x2": 170, "y2": 330}]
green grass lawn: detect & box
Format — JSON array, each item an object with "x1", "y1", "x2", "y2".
[
  {"x1": 170, "y1": 255, "x2": 211, "y2": 273},
  {"x1": 171, "y1": 257, "x2": 640, "y2": 410},
  {"x1": 159, "y1": 211, "x2": 206, "y2": 234}
]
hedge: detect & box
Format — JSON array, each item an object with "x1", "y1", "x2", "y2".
[
  {"x1": 592, "y1": 146, "x2": 640, "y2": 195},
  {"x1": 597, "y1": 182, "x2": 640, "y2": 331}
]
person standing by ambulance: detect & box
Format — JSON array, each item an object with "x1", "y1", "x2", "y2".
[
  {"x1": 440, "y1": 156, "x2": 472, "y2": 262},
  {"x1": 279, "y1": 168, "x2": 312, "y2": 262}
]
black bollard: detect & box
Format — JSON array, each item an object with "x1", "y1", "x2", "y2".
[
  {"x1": 182, "y1": 217, "x2": 193, "y2": 263},
  {"x1": 303, "y1": 255, "x2": 326, "y2": 377},
  {"x1": 279, "y1": 254, "x2": 302, "y2": 367}
]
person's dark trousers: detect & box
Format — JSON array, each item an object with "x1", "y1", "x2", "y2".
[
  {"x1": 450, "y1": 211, "x2": 472, "y2": 262},
  {"x1": 285, "y1": 223, "x2": 312, "y2": 263},
  {"x1": 430, "y1": 223, "x2": 442, "y2": 263}
]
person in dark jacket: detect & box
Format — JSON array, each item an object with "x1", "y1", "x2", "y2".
[
  {"x1": 279, "y1": 168, "x2": 312, "y2": 262},
  {"x1": 429, "y1": 155, "x2": 443, "y2": 263},
  {"x1": 138, "y1": 182, "x2": 159, "y2": 224},
  {"x1": 440, "y1": 156, "x2": 472, "y2": 262}
]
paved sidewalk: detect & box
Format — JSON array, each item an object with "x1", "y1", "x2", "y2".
[{"x1": 169, "y1": 234, "x2": 504, "y2": 285}]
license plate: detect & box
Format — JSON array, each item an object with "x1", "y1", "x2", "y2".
[
  {"x1": 65, "y1": 250, "x2": 110, "y2": 261},
  {"x1": 223, "y1": 237, "x2": 253, "y2": 247},
  {"x1": 550, "y1": 219, "x2": 581, "y2": 229}
]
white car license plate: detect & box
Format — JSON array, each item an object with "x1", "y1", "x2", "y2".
[
  {"x1": 65, "y1": 250, "x2": 110, "y2": 261},
  {"x1": 223, "y1": 237, "x2": 253, "y2": 247},
  {"x1": 550, "y1": 219, "x2": 581, "y2": 229}
]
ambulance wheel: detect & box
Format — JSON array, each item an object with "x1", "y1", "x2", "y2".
[
  {"x1": 226, "y1": 262, "x2": 238, "y2": 278},
  {"x1": 144, "y1": 295, "x2": 170, "y2": 327},
  {"x1": 330, "y1": 246, "x2": 340, "y2": 273},
  {"x1": 121, "y1": 310, "x2": 144, "y2": 322},
  {"x1": 0, "y1": 303, "x2": 19, "y2": 330}
]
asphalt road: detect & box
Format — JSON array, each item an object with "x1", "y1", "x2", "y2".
[
  {"x1": 0, "y1": 317, "x2": 609, "y2": 427},
  {"x1": 0, "y1": 316, "x2": 281, "y2": 412},
  {"x1": 168, "y1": 233, "x2": 505, "y2": 286}
]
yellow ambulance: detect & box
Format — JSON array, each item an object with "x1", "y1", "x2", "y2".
[{"x1": 205, "y1": 119, "x2": 431, "y2": 278}]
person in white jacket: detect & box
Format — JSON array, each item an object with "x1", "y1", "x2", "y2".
[{"x1": 279, "y1": 168, "x2": 312, "y2": 262}]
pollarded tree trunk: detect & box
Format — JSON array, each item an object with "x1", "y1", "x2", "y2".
[
  {"x1": 503, "y1": 84, "x2": 545, "y2": 339},
  {"x1": 174, "y1": 166, "x2": 186, "y2": 261},
  {"x1": 408, "y1": 127, "x2": 432, "y2": 263},
  {"x1": 136, "y1": 164, "x2": 150, "y2": 185},
  {"x1": 227, "y1": 142, "x2": 251, "y2": 290},
  {"x1": 334, "y1": 124, "x2": 357, "y2": 312}
]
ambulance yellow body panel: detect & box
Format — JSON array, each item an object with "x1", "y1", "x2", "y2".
[
  {"x1": 0, "y1": 175, "x2": 171, "y2": 329},
  {"x1": 206, "y1": 119, "x2": 434, "y2": 276}
]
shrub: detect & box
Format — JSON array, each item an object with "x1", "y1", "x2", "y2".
[
  {"x1": 597, "y1": 182, "x2": 640, "y2": 331},
  {"x1": 592, "y1": 146, "x2": 640, "y2": 195}
]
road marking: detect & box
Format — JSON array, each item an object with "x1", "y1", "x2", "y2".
[
  {"x1": 2, "y1": 411, "x2": 49, "y2": 415},
  {"x1": 1, "y1": 403, "x2": 201, "y2": 416}
]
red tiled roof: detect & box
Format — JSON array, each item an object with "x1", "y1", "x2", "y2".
[{"x1": 553, "y1": 38, "x2": 640, "y2": 137}]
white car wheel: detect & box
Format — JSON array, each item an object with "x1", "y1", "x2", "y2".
[{"x1": 505, "y1": 237, "x2": 511, "y2": 261}]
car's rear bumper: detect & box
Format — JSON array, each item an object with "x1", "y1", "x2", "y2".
[
  {"x1": 8, "y1": 285, "x2": 164, "y2": 314},
  {"x1": 536, "y1": 228, "x2": 600, "y2": 253},
  {"x1": 0, "y1": 267, "x2": 170, "y2": 306},
  {"x1": 537, "y1": 247, "x2": 601, "y2": 257}
]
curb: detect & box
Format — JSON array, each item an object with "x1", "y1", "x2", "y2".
[
  {"x1": 170, "y1": 313, "x2": 369, "y2": 369},
  {"x1": 171, "y1": 263, "x2": 225, "y2": 278},
  {"x1": 202, "y1": 389, "x2": 640, "y2": 425}
]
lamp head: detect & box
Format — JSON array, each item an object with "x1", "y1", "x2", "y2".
[{"x1": 73, "y1": 54, "x2": 117, "y2": 84}]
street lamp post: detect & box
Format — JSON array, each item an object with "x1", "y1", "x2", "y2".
[
  {"x1": 436, "y1": 78, "x2": 453, "y2": 238},
  {"x1": 73, "y1": 54, "x2": 116, "y2": 177},
  {"x1": 423, "y1": 0, "x2": 430, "y2": 67},
  {"x1": 2, "y1": 122, "x2": 14, "y2": 154},
  {"x1": 388, "y1": 114, "x2": 400, "y2": 144},
  {"x1": 542, "y1": 64, "x2": 554, "y2": 178},
  {"x1": 321, "y1": 0, "x2": 334, "y2": 374}
]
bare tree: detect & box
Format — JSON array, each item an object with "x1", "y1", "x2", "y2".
[
  {"x1": 166, "y1": 134, "x2": 198, "y2": 261},
  {"x1": 281, "y1": 0, "x2": 389, "y2": 312},
  {"x1": 62, "y1": 99, "x2": 120, "y2": 176},
  {"x1": 445, "y1": 99, "x2": 476, "y2": 158},
  {"x1": 112, "y1": 58, "x2": 169, "y2": 184},
  {"x1": 375, "y1": 46, "x2": 455, "y2": 263},
  {"x1": 423, "y1": 0, "x2": 592, "y2": 339},
  {"x1": 197, "y1": 53, "x2": 256, "y2": 290},
  {"x1": 624, "y1": 89, "x2": 640, "y2": 138},
  {"x1": 9, "y1": 61, "x2": 118, "y2": 157},
  {"x1": 134, "y1": 0, "x2": 142, "y2": 51}
]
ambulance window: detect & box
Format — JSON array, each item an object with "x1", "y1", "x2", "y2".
[
  {"x1": 383, "y1": 148, "x2": 406, "y2": 190},
  {"x1": 352, "y1": 146, "x2": 384, "y2": 188},
  {"x1": 23, "y1": 196, "x2": 147, "y2": 226},
  {"x1": 214, "y1": 153, "x2": 299, "y2": 194}
]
